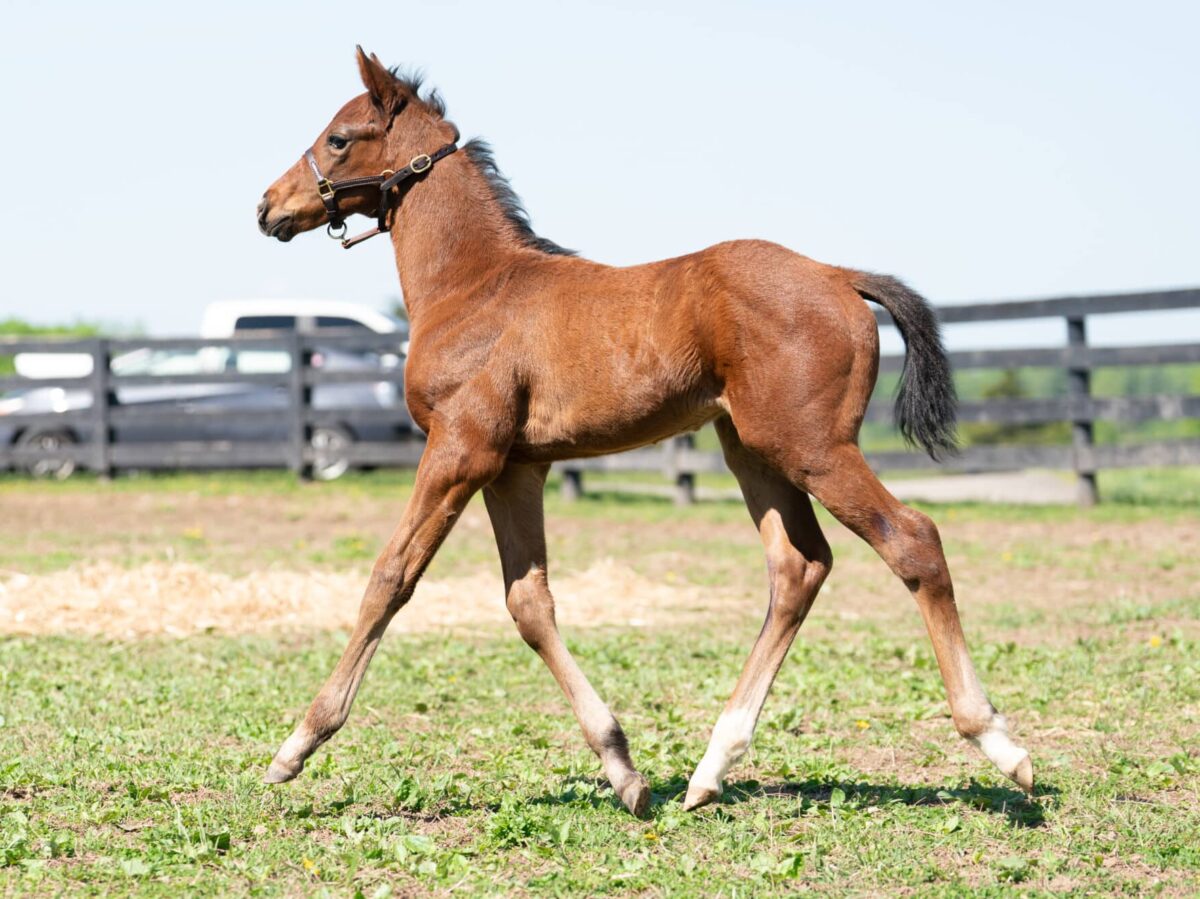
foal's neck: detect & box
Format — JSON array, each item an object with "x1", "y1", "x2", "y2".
[{"x1": 388, "y1": 153, "x2": 525, "y2": 321}]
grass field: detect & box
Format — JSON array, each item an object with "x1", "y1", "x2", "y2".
[{"x1": 1, "y1": 472, "x2": 1198, "y2": 895}]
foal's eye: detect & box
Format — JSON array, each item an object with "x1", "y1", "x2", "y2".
[{"x1": 327, "y1": 134, "x2": 349, "y2": 151}]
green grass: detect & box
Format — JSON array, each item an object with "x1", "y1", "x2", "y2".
[
  {"x1": 1, "y1": 472, "x2": 1198, "y2": 894},
  {"x1": 1100, "y1": 466, "x2": 1200, "y2": 506},
  {"x1": 2, "y1": 620, "x2": 1198, "y2": 895}
]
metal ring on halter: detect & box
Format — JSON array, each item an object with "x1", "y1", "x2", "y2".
[{"x1": 326, "y1": 222, "x2": 348, "y2": 241}]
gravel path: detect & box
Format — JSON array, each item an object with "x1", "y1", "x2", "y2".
[{"x1": 885, "y1": 470, "x2": 1079, "y2": 505}]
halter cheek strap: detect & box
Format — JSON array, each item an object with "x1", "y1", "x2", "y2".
[{"x1": 302, "y1": 142, "x2": 458, "y2": 249}]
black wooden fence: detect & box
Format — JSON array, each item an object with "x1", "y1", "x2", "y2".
[
  {"x1": 0, "y1": 332, "x2": 424, "y2": 477},
  {"x1": 2, "y1": 288, "x2": 1198, "y2": 504}
]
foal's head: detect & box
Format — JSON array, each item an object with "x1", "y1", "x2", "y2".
[{"x1": 257, "y1": 47, "x2": 458, "y2": 242}]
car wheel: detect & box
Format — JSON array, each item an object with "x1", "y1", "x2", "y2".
[
  {"x1": 310, "y1": 425, "x2": 352, "y2": 481},
  {"x1": 17, "y1": 428, "x2": 79, "y2": 480}
]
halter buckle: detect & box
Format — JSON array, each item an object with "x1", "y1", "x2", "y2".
[
  {"x1": 317, "y1": 179, "x2": 336, "y2": 201},
  {"x1": 409, "y1": 154, "x2": 432, "y2": 174}
]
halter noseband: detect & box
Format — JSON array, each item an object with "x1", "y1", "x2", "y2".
[{"x1": 303, "y1": 142, "x2": 458, "y2": 249}]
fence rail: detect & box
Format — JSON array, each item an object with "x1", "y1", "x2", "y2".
[{"x1": 2, "y1": 287, "x2": 1199, "y2": 504}]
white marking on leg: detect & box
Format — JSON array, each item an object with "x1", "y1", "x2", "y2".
[
  {"x1": 949, "y1": 651, "x2": 1034, "y2": 791},
  {"x1": 690, "y1": 708, "x2": 757, "y2": 796},
  {"x1": 969, "y1": 715, "x2": 1029, "y2": 778}
]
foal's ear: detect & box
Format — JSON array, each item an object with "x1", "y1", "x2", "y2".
[{"x1": 355, "y1": 45, "x2": 404, "y2": 116}]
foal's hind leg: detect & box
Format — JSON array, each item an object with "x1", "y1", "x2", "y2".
[
  {"x1": 484, "y1": 463, "x2": 651, "y2": 817},
  {"x1": 801, "y1": 443, "x2": 1033, "y2": 792},
  {"x1": 684, "y1": 418, "x2": 832, "y2": 810}
]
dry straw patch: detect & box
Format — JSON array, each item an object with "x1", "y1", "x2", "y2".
[{"x1": 0, "y1": 558, "x2": 709, "y2": 639}]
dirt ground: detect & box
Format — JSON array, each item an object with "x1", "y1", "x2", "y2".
[
  {"x1": 1, "y1": 486, "x2": 1197, "y2": 642},
  {"x1": 0, "y1": 558, "x2": 705, "y2": 638}
]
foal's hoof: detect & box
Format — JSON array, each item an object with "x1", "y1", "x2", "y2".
[
  {"x1": 620, "y1": 776, "x2": 651, "y2": 818},
  {"x1": 263, "y1": 758, "x2": 302, "y2": 784},
  {"x1": 682, "y1": 781, "x2": 721, "y2": 811},
  {"x1": 1011, "y1": 754, "x2": 1035, "y2": 795},
  {"x1": 972, "y1": 721, "x2": 1034, "y2": 796}
]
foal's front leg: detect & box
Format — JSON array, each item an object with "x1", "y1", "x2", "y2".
[
  {"x1": 265, "y1": 433, "x2": 502, "y2": 783},
  {"x1": 484, "y1": 463, "x2": 651, "y2": 817}
]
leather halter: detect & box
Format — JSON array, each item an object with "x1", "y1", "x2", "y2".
[{"x1": 303, "y1": 142, "x2": 458, "y2": 249}]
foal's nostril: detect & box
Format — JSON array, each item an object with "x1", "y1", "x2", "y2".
[{"x1": 256, "y1": 197, "x2": 270, "y2": 232}]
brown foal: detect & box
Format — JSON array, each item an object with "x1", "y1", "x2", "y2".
[{"x1": 255, "y1": 49, "x2": 1033, "y2": 816}]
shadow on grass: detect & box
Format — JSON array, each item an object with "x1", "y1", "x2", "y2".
[
  {"x1": 306, "y1": 774, "x2": 1055, "y2": 826},
  {"x1": 610, "y1": 774, "x2": 1054, "y2": 827},
  {"x1": 718, "y1": 777, "x2": 1054, "y2": 827}
]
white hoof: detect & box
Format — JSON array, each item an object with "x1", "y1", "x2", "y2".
[
  {"x1": 682, "y1": 779, "x2": 722, "y2": 811},
  {"x1": 264, "y1": 728, "x2": 315, "y2": 785}
]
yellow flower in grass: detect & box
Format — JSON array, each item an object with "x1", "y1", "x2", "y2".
[
  {"x1": 855, "y1": 719, "x2": 870, "y2": 731},
  {"x1": 302, "y1": 857, "x2": 319, "y2": 876},
  {"x1": 1148, "y1": 635, "x2": 1163, "y2": 648}
]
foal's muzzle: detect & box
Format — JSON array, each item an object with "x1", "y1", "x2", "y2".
[{"x1": 257, "y1": 196, "x2": 295, "y2": 242}]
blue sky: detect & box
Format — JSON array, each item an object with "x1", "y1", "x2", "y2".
[{"x1": 2, "y1": 0, "x2": 1198, "y2": 351}]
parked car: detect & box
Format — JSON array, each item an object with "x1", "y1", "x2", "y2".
[
  {"x1": 0, "y1": 301, "x2": 418, "y2": 480},
  {"x1": 11, "y1": 298, "x2": 409, "y2": 381},
  {"x1": 200, "y1": 298, "x2": 407, "y2": 347}
]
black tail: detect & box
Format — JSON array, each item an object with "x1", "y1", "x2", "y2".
[{"x1": 852, "y1": 271, "x2": 958, "y2": 460}]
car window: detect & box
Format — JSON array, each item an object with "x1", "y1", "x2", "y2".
[
  {"x1": 315, "y1": 316, "x2": 371, "y2": 331},
  {"x1": 234, "y1": 315, "x2": 296, "y2": 331}
]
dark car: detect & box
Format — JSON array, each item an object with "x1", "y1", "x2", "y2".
[{"x1": 0, "y1": 343, "x2": 417, "y2": 480}]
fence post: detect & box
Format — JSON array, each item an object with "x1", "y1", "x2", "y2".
[
  {"x1": 561, "y1": 467, "x2": 583, "y2": 502},
  {"x1": 288, "y1": 333, "x2": 312, "y2": 480},
  {"x1": 90, "y1": 338, "x2": 112, "y2": 479},
  {"x1": 668, "y1": 435, "x2": 696, "y2": 506},
  {"x1": 1066, "y1": 316, "x2": 1099, "y2": 506}
]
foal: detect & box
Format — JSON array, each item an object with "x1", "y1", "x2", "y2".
[{"x1": 256, "y1": 49, "x2": 1033, "y2": 816}]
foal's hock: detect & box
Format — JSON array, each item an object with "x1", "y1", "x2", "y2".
[{"x1": 255, "y1": 48, "x2": 1033, "y2": 816}]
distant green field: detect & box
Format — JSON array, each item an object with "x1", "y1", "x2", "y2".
[
  {"x1": 0, "y1": 320, "x2": 102, "y2": 375},
  {"x1": 3, "y1": 463, "x2": 1200, "y2": 513}
]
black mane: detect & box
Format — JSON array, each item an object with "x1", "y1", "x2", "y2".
[
  {"x1": 389, "y1": 68, "x2": 448, "y2": 118},
  {"x1": 389, "y1": 68, "x2": 576, "y2": 257},
  {"x1": 460, "y1": 140, "x2": 575, "y2": 257}
]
